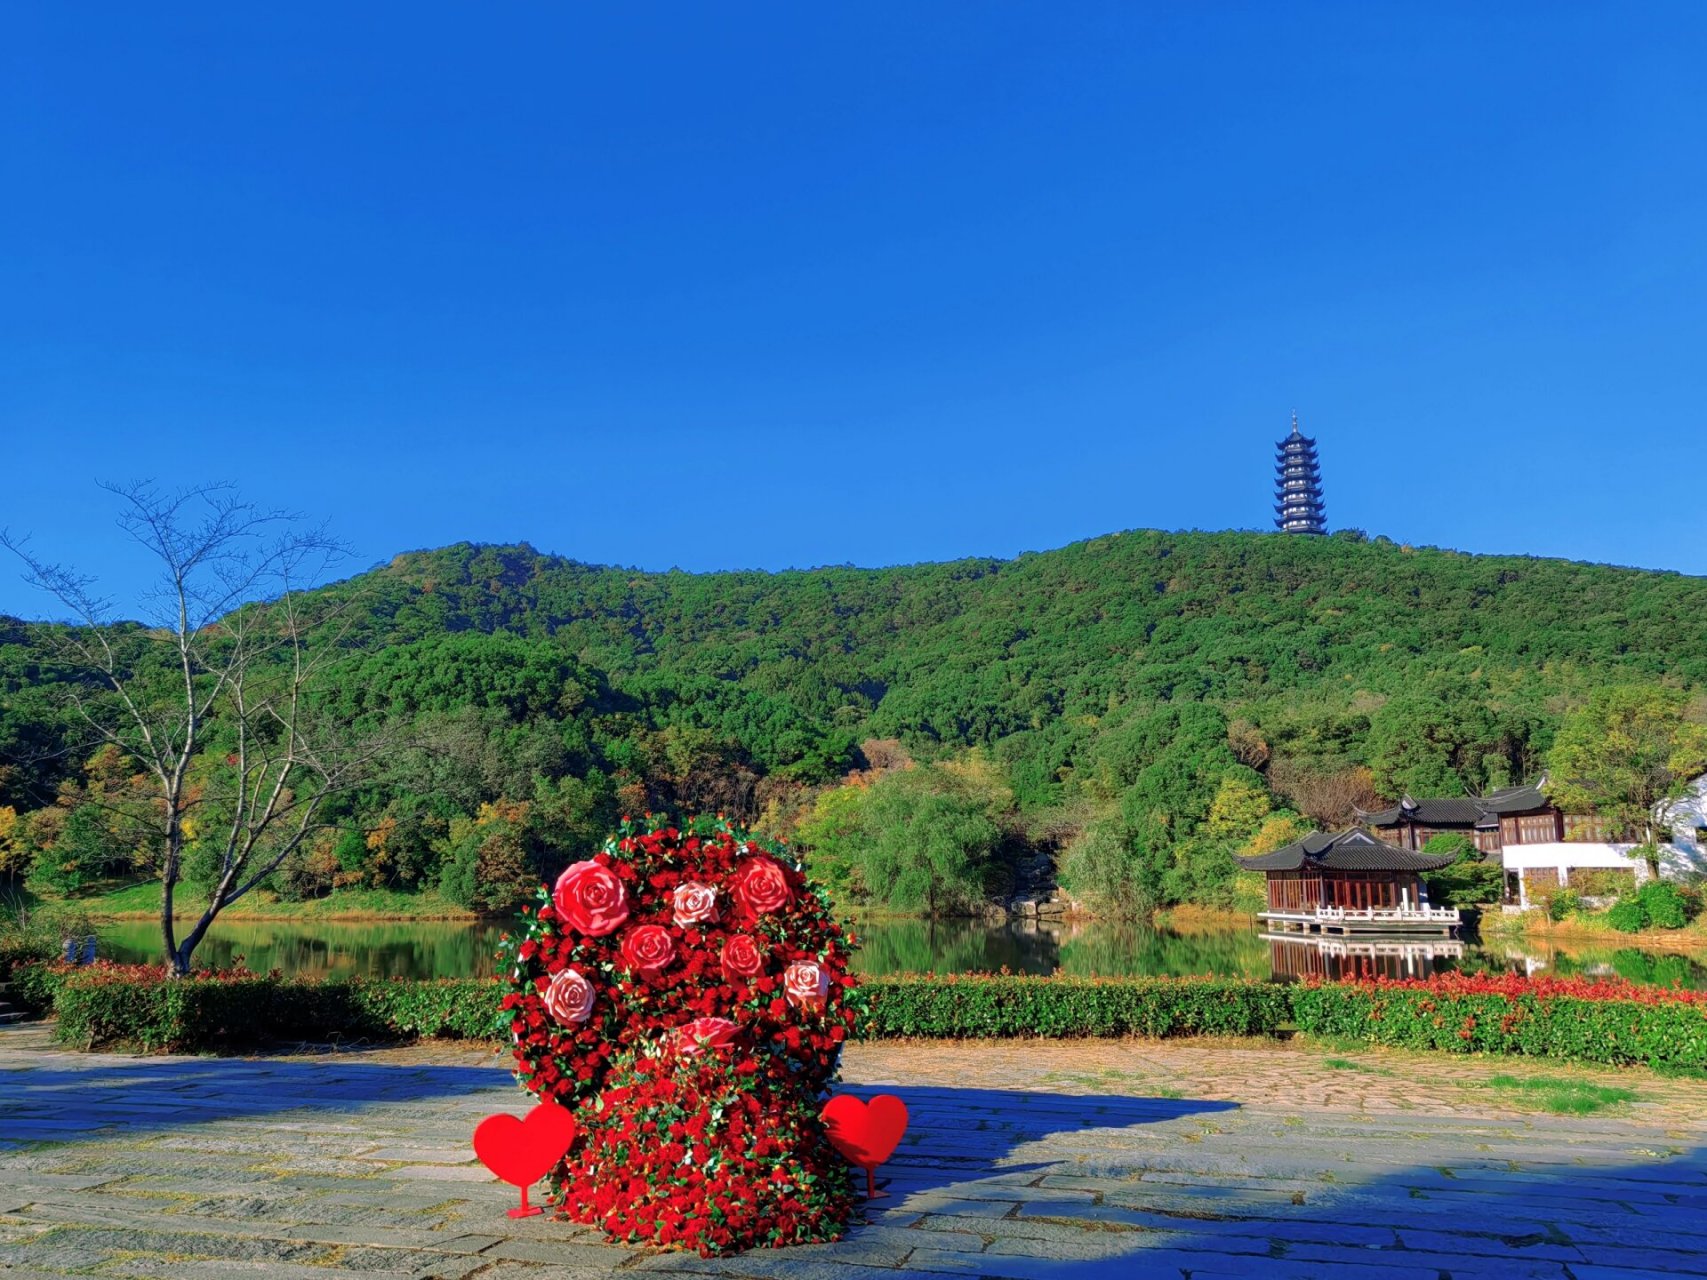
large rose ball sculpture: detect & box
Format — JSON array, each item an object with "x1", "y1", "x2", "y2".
[{"x1": 498, "y1": 815, "x2": 867, "y2": 1255}]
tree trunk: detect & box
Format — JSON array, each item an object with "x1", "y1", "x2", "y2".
[{"x1": 161, "y1": 819, "x2": 184, "y2": 977}]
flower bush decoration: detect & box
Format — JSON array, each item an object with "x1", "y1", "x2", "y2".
[{"x1": 498, "y1": 814, "x2": 866, "y2": 1254}]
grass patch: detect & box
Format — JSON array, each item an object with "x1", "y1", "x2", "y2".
[
  {"x1": 44, "y1": 880, "x2": 479, "y2": 922},
  {"x1": 1483, "y1": 1074, "x2": 1637, "y2": 1114},
  {"x1": 1319, "y1": 1054, "x2": 1391, "y2": 1075}
]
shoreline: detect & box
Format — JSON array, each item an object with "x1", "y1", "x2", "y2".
[{"x1": 1484, "y1": 916, "x2": 1707, "y2": 952}]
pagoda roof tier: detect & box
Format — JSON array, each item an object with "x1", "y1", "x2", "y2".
[{"x1": 1237, "y1": 827, "x2": 1458, "y2": 873}]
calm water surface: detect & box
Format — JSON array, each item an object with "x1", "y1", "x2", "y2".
[{"x1": 96, "y1": 916, "x2": 1707, "y2": 989}]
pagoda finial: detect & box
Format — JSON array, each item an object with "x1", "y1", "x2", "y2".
[{"x1": 1291, "y1": 409, "x2": 1300, "y2": 436}]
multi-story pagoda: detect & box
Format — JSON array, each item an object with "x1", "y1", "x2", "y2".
[{"x1": 1274, "y1": 413, "x2": 1326, "y2": 534}]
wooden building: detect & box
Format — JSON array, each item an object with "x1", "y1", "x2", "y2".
[
  {"x1": 1359, "y1": 780, "x2": 1625, "y2": 906},
  {"x1": 1360, "y1": 782, "x2": 1612, "y2": 856},
  {"x1": 1237, "y1": 827, "x2": 1461, "y2": 936}
]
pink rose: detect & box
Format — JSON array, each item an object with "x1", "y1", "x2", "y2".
[
  {"x1": 783, "y1": 960, "x2": 831, "y2": 1011},
  {"x1": 676, "y1": 1016, "x2": 741, "y2": 1056},
  {"x1": 731, "y1": 854, "x2": 793, "y2": 919},
  {"x1": 553, "y1": 860, "x2": 629, "y2": 938},
  {"x1": 541, "y1": 966, "x2": 596, "y2": 1026},
  {"x1": 672, "y1": 881, "x2": 720, "y2": 928},
  {"x1": 720, "y1": 934, "x2": 765, "y2": 981},
  {"x1": 619, "y1": 923, "x2": 676, "y2": 976}
]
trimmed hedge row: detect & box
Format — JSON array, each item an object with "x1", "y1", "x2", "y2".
[
  {"x1": 1289, "y1": 982, "x2": 1707, "y2": 1070},
  {"x1": 17, "y1": 964, "x2": 1707, "y2": 1070},
  {"x1": 863, "y1": 974, "x2": 1290, "y2": 1039},
  {"x1": 42, "y1": 968, "x2": 499, "y2": 1053}
]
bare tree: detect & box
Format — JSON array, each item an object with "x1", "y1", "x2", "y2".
[
  {"x1": 1267, "y1": 758, "x2": 1379, "y2": 828},
  {"x1": 2, "y1": 482, "x2": 376, "y2": 975}
]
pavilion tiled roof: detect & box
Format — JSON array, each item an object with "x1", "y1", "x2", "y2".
[
  {"x1": 1361, "y1": 780, "x2": 1555, "y2": 828},
  {"x1": 1360, "y1": 796, "x2": 1485, "y2": 827},
  {"x1": 1478, "y1": 783, "x2": 1550, "y2": 815},
  {"x1": 1236, "y1": 827, "x2": 1460, "y2": 873}
]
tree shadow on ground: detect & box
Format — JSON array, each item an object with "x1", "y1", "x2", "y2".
[
  {"x1": 8, "y1": 1046, "x2": 1706, "y2": 1279},
  {"x1": 0, "y1": 1050, "x2": 515, "y2": 1145},
  {"x1": 813, "y1": 1083, "x2": 1707, "y2": 1280}
]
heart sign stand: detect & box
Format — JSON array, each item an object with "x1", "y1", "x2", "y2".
[
  {"x1": 472, "y1": 1100, "x2": 579, "y2": 1218},
  {"x1": 821, "y1": 1094, "x2": 908, "y2": 1200}
]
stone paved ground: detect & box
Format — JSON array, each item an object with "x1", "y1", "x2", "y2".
[{"x1": 4, "y1": 1023, "x2": 1707, "y2": 1279}]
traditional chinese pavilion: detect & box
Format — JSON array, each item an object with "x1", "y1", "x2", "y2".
[{"x1": 1236, "y1": 827, "x2": 1460, "y2": 935}]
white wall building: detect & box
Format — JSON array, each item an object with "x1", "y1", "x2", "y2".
[{"x1": 1503, "y1": 773, "x2": 1707, "y2": 908}]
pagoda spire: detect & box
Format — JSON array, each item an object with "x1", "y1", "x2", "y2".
[{"x1": 1274, "y1": 413, "x2": 1326, "y2": 535}]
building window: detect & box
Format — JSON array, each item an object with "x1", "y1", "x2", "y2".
[
  {"x1": 1515, "y1": 814, "x2": 1560, "y2": 844},
  {"x1": 1563, "y1": 815, "x2": 1611, "y2": 842}
]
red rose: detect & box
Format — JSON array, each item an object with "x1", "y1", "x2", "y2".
[
  {"x1": 675, "y1": 1016, "x2": 741, "y2": 1056},
  {"x1": 672, "y1": 881, "x2": 720, "y2": 928},
  {"x1": 720, "y1": 934, "x2": 765, "y2": 981},
  {"x1": 783, "y1": 960, "x2": 830, "y2": 1011},
  {"x1": 554, "y1": 860, "x2": 629, "y2": 937},
  {"x1": 542, "y1": 966, "x2": 596, "y2": 1025},
  {"x1": 620, "y1": 923, "x2": 676, "y2": 975},
  {"x1": 730, "y1": 854, "x2": 793, "y2": 919}
]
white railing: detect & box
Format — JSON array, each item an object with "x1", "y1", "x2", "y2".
[{"x1": 1291, "y1": 905, "x2": 1460, "y2": 923}]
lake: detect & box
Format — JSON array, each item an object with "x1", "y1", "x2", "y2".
[{"x1": 95, "y1": 916, "x2": 1707, "y2": 989}]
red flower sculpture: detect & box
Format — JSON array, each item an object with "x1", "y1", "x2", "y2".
[
  {"x1": 553, "y1": 860, "x2": 630, "y2": 937},
  {"x1": 730, "y1": 853, "x2": 794, "y2": 919},
  {"x1": 720, "y1": 934, "x2": 765, "y2": 981},
  {"x1": 619, "y1": 923, "x2": 676, "y2": 977},
  {"x1": 676, "y1": 1015, "x2": 741, "y2": 1056},
  {"x1": 499, "y1": 815, "x2": 865, "y2": 1256}
]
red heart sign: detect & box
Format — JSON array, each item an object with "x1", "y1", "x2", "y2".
[
  {"x1": 473, "y1": 1101, "x2": 578, "y2": 1189},
  {"x1": 822, "y1": 1093, "x2": 909, "y2": 1169}
]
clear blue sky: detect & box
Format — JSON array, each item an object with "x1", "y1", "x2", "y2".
[{"x1": 4, "y1": 3, "x2": 1704, "y2": 618}]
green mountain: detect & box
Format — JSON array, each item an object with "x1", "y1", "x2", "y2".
[{"x1": 6, "y1": 528, "x2": 1705, "y2": 913}]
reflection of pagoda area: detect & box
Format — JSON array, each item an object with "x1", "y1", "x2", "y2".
[{"x1": 1265, "y1": 933, "x2": 1464, "y2": 982}]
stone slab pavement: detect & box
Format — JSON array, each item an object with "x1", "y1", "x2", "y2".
[{"x1": 4, "y1": 1022, "x2": 1707, "y2": 1279}]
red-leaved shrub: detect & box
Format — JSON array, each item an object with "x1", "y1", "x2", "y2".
[{"x1": 499, "y1": 815, "x2": 864, "y2": 1254}]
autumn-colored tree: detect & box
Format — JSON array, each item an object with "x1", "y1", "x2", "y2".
[
  {"x1": 0, "y1": 805, "x2": 22, "y2": 877},
  {"x1": 1242, "y1": 813, "x2": 1312, "y2": 857}
]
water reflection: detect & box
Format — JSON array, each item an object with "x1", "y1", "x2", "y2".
[
  {"x1": 94, "y1": 916, "x2": 1707, "y2": 990},
  {"x1": 99, "y1": 919, "x2": 512, "y2": 979},
  {"x1": 1264, "y1": 935, "x2": 1462, "y2": 983}
]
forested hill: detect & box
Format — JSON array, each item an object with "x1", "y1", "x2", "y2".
[
  {"x1": 6, "y1": 528, "x2": 1706, "y2": 915},
  {"x1": 322, "y1": 530, "x2": 1707, "y2": 783}
]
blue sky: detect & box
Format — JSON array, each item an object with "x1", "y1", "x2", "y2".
[{"x1": 4, "y1": 3, "x2": 1705, "y2": 618}]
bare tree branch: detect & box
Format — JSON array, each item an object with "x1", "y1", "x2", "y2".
[{"x1": 3, "y1": 483, "x2": 370, "y2": 975}]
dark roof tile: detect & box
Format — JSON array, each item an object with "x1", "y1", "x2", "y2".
[{"x1": 1236, "y1": 827, "x2": 1460, "y2": 873}]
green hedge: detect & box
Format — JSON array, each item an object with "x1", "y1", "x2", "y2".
[
  {"x1": 7, "y1": 959, "x2": 67, "y2": 1014},
  {"x1": 18, "y1": 965, "x2": 1707, "y2": 1071},
  {"x1": 41, "y1": 969, "x2": 498, "y2": 1052},
  {"x1": 1289, "y1": 982, "x2": 1707, "y2": 1070},
  {"x1": 862, "y1": 974, "x2": 1290, "y2": 1039}
]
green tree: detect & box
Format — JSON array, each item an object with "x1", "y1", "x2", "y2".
[
  {"x1": 24, "y1": 803, "x2": 110, "y2": 895},
  {"x1": 1059, "y1": 814, "x2": 1154, "y2": 919},
  {"x1": 1367, "y1": 692, "x2": 1503, "y2": 798},
  {"x1": 1546, "y1": 686, "x2": 1707, "y2": 875},
  {"x1": 1419, "y1": 832, "x2": 1502, "y2": 908},
  {"x1": 796, "y1": 763, "x2": 1006, "y2": 916},
  {"x1": 439, "y1": 798, "x2": 537, "y2": 912}
]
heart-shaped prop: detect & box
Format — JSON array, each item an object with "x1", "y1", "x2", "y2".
[
  {"x1": 473, "y1": 1100, "x2": 578, "y2": 1218},
  {"x1": 822, "y1": 1093, "x2": 908, "y2": 1199}
]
